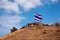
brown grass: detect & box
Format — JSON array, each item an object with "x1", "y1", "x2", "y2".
[{"x1": 0, "y1": 25, "x2": 60, "y2": 40}]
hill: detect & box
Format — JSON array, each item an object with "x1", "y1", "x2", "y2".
[{"x1": 0, "y1": 23, "x2": 60, "y2": 40}]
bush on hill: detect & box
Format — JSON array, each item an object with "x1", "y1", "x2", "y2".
[{"x1": 11, "y1": 27, "x2": 18, "y2": 33}]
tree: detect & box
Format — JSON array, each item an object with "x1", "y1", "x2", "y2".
[
  {"x1": 11, "y1": 27, "x2": 17, "y2": 33},
  {"x1": 55, "y1": 22, "x2": 60, "y2": 27}
]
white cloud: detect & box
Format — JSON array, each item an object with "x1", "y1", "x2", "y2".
[
  {"x1": 0, "y1": 0, "x2": 43, "y2": 11},
  {"x1": 15, "y1": 0, "x2": 43, "y2": 10},
  {"x1": 0, "y1": 0, "x2": 21, "y2": 14},
  {"x1": 0, "y1": 0, "x2": 58, "y2": 12},
  {"x1": 0, "y1": 27, "x2": 10, "y2": 36},
  {"x1": 51, "y1": 0, "x2": 58, "y2": 2},
  {"x1": 0, "y1": 6, "x2": 26, "y2": 35},
  {"x1": 0, "y1": 15, "x2": 25, "y2": 28},
  {"x1": 0, "y1": 15, "x2": 26, "y2": 35}
]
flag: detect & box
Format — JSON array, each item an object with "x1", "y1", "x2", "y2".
[{"x1": 34, "y1": 13, "x2": 42, "y2": 22}]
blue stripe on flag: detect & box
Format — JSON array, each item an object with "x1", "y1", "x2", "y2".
[{"x1": 35, "y1": 15, "x2": 42, "y2": 20}]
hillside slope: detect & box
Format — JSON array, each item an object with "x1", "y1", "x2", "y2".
[{"x1": 0, "y1": 25, "x2": 60, "y2": 40}]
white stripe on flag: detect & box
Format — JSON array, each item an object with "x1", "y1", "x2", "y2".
[
  {"x1": 34, "y1": 13, "x2": 42, "y2": 18},
  {"x1": 34, "y1": 17, "x2": 42, "y2": 22}
]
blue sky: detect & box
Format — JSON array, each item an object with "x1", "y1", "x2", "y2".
[{"x1": 0, "y1": 0, "x2": 60, "y2": 36}]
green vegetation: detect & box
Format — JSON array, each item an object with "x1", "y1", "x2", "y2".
[{"x1": 11, "y1": 27, "x2": 17, "y2": 33}]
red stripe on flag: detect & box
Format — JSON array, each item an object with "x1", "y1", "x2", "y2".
[
  {"x1": 34, "y1": 13, "x2": 42, "y2": 18},
  {"x1": 35, "y1": 13, "x2": 42, "y2": 16},
  {"x1": 34, "y1": 18, "x2": 42, "y2": 22}
]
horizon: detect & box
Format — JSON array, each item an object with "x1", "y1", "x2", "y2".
[{"x1": 0, "y1": 0, "x2": 60, "y2": 36}]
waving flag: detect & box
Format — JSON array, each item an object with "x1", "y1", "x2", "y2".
[{"x1": 34, "y1": 13, "x2": 42, "y2": 22}]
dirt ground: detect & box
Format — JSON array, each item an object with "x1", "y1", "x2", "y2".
[{"x1": 0, "y1": 25, "x2": 60, "y2": 40}]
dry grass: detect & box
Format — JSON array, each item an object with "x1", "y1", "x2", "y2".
[{"x1": 0, "y1": 25, "x2": 60, "y2": 40}]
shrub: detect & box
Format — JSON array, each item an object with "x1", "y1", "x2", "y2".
[
  {"x1": 20, "y1": 26, "x2": 26, "y2": 29},
  {"x1": 11, "y1": 27, "x2": 17, "y2": 33},
  {"x1": 42, "y1": 24, "x2": 49, "y2": 26},
  {"x1": 55, "y1": 22, "x2": 60, "y2": 27}
]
